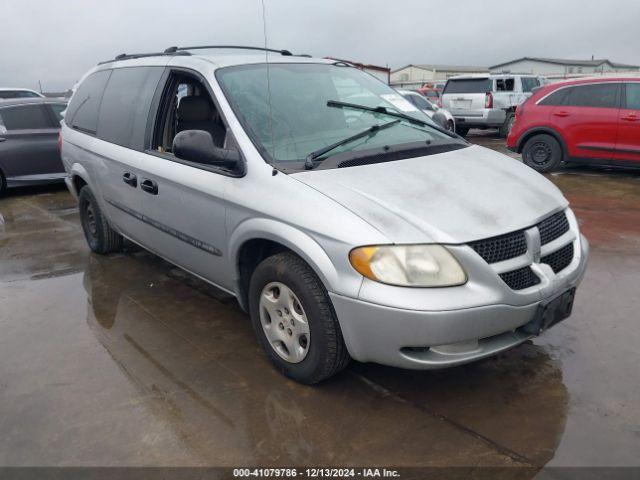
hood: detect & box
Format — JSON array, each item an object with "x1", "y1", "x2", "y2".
[{"x1": 291, "y1": 145, "x2": 568, "y2": 244}]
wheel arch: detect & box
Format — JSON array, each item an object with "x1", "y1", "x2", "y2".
[
  {"x1": 516, "y1": 126, "x2": 568, "y2": 159},
  {"x1": 229, "y1": 219, "x2": 341, "y2": 312},
  {"x1": 69, "y1": 163, "x2": 91, "y2": 199}
]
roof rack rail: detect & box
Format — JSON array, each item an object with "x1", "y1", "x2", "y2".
[
  {"x1": 164, "y1": 45, "x2": 293, "y2": 56},
  {"x1": 98, "y1": 50, "x2": 191, "y2": 65}
]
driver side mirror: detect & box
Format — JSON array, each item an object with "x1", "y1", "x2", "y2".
[{"x1": 173, "y1": 130, "x2": 241, "y2": 170}]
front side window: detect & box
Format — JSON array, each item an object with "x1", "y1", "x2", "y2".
[
  {"x1": 624, "y1": 83, "x2": 640, "y2": 110},
  {"x1": 153, "y1": 72, "x2": 227, "y2": 154},
  {"x1": 0, "y1": 105, "x2": 52, "y2": 130},
  {"x1": 565, "y1": 83, "x2": 619, "y2": 108},
  {"x1": 217, "y1": 63, "x2": 452, "y2": 164}
]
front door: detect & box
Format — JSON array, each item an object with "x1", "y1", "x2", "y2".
[
  {"x1": 136, "y1": 69, "x2": 233, "y2": 290},
  {"x1": 550, "y1": 82, "x2": 620, "y2": 163},
  {"x1": 137, "y1": 157, "x2": 230, "y2": 289},
  {"x1": 613, "y1": 82, "x2": 640, "y2": 166}
]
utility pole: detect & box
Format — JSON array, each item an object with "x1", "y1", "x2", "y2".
[{"x1": 38, "y1": 80, "x2": 43, "y2": 94}]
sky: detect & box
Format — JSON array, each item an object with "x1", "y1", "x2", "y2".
[{"x1": 3, "y1": 0, "x2": 640, "y2": 92}]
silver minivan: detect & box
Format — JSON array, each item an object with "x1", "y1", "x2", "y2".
[{"x1": 61, "y1": 47, "x2": 588, "y2": 384}]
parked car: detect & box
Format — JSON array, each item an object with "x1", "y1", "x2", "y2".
[
  {"x1": 0, "y1": 88, "x2": 45, "y2": 99},
  {"x1": 417, "y1": 86, "x2": 441, "y2": 104},
  {"x1": 397, "y1": 89, "x2": 455, "y2": 132},
  {"x1": 0, "y1": 97, "x2": 68, "y2": 195},
  {"x1": 441, "y1": 74, "x2": 542, "y2": 137},
  {"x1": 61, "y1": 47, "x2": 588, "y2": 384},
  {"x1": 508, "y1": 77, "x2": 640, "y2": 172}
]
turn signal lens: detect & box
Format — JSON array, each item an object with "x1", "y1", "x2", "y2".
[{"x1": 349, "y1": 245, "x2": 467, "y2": 287}]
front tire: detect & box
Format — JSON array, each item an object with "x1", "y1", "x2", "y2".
[
  {"x1": 249, "y1": 252, "x2": 350, "y2": 384},
  {"x1": 522, "y1": 134, "x2": 562, "y2": 172},
  {"x1": 78, "y1": 186, "x2": 123, "y2": 254}
]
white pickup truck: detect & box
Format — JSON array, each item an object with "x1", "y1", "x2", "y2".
[{"x1": 441, "y1": 74, "x2": 545, "y2": 137}]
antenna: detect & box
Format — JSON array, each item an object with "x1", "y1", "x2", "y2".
[{"x1": 261, "y1": 0, "x2": 277, "y2": 166}]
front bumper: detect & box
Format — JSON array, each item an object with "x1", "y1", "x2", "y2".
[{"x1": 330, "y1": 234, "x2": 589, "y2": 369}]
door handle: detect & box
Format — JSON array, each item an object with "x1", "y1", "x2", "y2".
[
  {"x1": 0, "y1": 137, "x2": 6, "y2": 142},
  {"x1": 621, "y1": 114, "x2": 638, "y2": 121},
  {"x1": 122, "y1": 172, "x2": 137, "y2": 187},
  {"x1": 140, "y1": 179, "x2": 158, "y2": 195},
  {"x1": 553, "y1": 111, "x2": 570, "y2": 118}
]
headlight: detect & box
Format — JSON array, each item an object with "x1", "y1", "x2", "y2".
[{"x1": 349, "y1": 245, "x2": 467, "y2": 287}]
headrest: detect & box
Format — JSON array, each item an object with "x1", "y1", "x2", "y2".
[{"x1": 178, "y1": 96, "x2": 213, "y2": 122}]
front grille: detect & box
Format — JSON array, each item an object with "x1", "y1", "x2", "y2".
[
  {"x1": 469, "y1": 231, "x2": 527, "y2": 264},
  {"x1": 541, "y1": 243, "x2": 574, "y2": 274},
  {"x1": 537, "y1": 211, "x2": 569, "y2": 245},
  {"x1": 468, "y1": 209, "x2": 572, "y2": 291},
  {"x1": 499, "y1": 267, "x2": 541, "y2": 290}
]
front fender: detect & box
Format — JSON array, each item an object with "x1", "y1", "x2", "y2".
[{"x1": 229, "y1": 218, "x2": 352, "y2": 297}]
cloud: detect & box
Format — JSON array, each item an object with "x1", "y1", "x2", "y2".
[{"x1": 2, "y1": 0, "x2": 639, "y2": 91}]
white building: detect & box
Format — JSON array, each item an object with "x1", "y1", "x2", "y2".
[
  {"x1": 490, "y1": 57, "x2": 640, "y2": 79},
  {"x1": 390, "y1": 64, "x2": 489, "y2": 88}
]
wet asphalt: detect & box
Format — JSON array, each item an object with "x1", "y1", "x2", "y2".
[{"x1": 0, "y1": 133, "x2": 639, "y2": 472}]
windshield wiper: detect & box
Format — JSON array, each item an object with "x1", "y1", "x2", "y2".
[
  {"x1": 327, "y1": 100, "x2": 431, "y2": 127},
  {"x1": 304, "y1": 119, "x2": 400, "y2": 170}
]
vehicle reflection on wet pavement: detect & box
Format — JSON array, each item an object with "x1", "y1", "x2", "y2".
[{"x1": 0, "y1": 151, "x2": 639, "y2": 471}]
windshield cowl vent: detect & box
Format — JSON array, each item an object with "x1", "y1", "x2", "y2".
[{"x1": 336, "y1": 143, "x2": 467, "y2": 169}]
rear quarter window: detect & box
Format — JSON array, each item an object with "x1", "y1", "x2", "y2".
[
  {"x1": 538, "y1": 88, "x2": 570, "y2": 106},
  {"x1": 65, "y1": 70, "x2": 112, "y2": 134},
  {"x1": 96, "y1": 66, "x2": 164, "y2": 150},
  {"x1": 443, "y1": 78, "x2": 492, "y2": 94},
  {"x1": 0, "y1": 105, "x2": 53, "y2": 130}
]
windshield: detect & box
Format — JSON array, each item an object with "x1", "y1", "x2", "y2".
[{"x1": 216, "y1": 63, "x2": 454, "y2": 164}]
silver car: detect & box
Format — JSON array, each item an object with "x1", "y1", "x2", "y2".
[
  {"x1": 60, "y1": 46, "x2": 589, "y2": 384},
  {"x1": 397, "y1": 89, "x2": 455, "y2": 132}
]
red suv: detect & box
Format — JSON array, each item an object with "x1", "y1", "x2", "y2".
[{"x1": 507, "y1": 78, "x2": 640, "y2": 172}]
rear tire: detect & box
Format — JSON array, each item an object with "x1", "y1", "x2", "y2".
[
  {"x1": 78, "y1": 186, "x2": 123, "y2": 254},
  {"x1": 249, "y1": 252, "x2": 350, "y2": 384},
  {"x1": 499, "y1": 112, "x2": 515, "y2": 138},
  {"x1": 522, "y1": 134, "x2": 562, "y2": 173},
  {"x1": 455, "y1": 125, "x2": 470, "y2": 137},
  {"x1": 0, "y1": 170, "x2": 6, "y2": 197}
]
